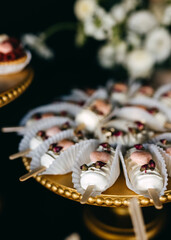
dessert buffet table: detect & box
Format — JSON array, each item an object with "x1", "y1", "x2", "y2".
[{"x1": 0, "y1": 66, "x2": 34, "y2": 108}]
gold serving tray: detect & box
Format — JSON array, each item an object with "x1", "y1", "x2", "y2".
[
  {"x1": 0, "y1": 66, "x2": 34, "y2": 108},
  {"x1": 22, "y1": 157, "x2": 171, "y2": 208}
]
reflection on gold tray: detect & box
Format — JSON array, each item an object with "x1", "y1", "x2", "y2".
[
  {"x1": 0, "y1": 66, "x2": 34, "y2": 108},
  {"x1": 22, "y1": 157, "x2": 171, "y2": 208}
]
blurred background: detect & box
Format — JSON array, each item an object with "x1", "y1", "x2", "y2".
[{"x1": 0, "y1": 0, "x2": 171, "y2": 239}]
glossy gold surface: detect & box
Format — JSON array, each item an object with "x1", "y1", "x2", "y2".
[
  {"x1": 22, "y1": 157, "x2": 171, "y2": 207},
  {"x1": 83, "y1": 206, "x2": 166, "y2": 239},
  {"x1": 0, "y1": 66, "x2": 34, "y2": 108}
]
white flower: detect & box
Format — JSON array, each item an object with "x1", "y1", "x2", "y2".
[
  {"x1": 115, "y1": 41, "x2": 127, "y2": 64},
  {"x1": 122, "y1": 0, "x2": 139, "y2": 12},
  {"x1": 127, "y1": 31, "x2": 141, "y2": 48},
  {"x1": 145, "y1": 28, "x2": 171, "y2": 63},
  {"x1": 74, "y1": 0, "x2": 96, "y2": 21},
  {"x1": 98, "y1": 43, "x2": 115, "y2": 68},
  {"x1": 110, "y1": 4, "x2": 126, "y2": 23},
  {"x1": 84, "y1": 7, "x2": 115, "y2": 40},
  {"x1": 126, "y1": 49, "x2": 154, "y2": 79},
  {"x1": 162, "y1": 5, "x2": 171, "y2": 25},
  {"x1": 127, "y1": 10, "x2": 157, "y2": 34},
  {"x1": 22, "y1": 34, "x2": 54, "y2": 59}
]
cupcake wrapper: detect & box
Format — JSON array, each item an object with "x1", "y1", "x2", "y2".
[
  {"x1": 120, "y1": 144, "x2": 168, "y2": 198},
  {"x1": 72, "y1": 140, "x2": 121, "y2": 197},
  {"x1": 0, "y1": 51, "x2": 31, "y2": 75},
  {"x1": 154, "y1": 83, "x2": 171, "y2": 99},
  {"x1": 61, "y1": 89, "x2": 88, "y2": 102},
  {"x1": 157, "y1": 146, "x2": 171, "y2": 177},
  {"x1": 19, "y1": 117, "x2": 76, "y2": 154},
  {"x1": 114, "y1": 106, "x2": 166, "y2": 132},
  {"x1": 148, "y1": 132, "x2": 171, "y2": 144},
  {"x1": 147, "y1": 133, "x2": 171, "y2": 177},
  {"x1": 20, "y1": 102, "x2": 82, "y2": 126},
  {"x1": 128, "y1": 97, "x2": 171, "y2": 122},
  {"x1": 30, "y1": 129, "x2": 94, "y2": 175}
]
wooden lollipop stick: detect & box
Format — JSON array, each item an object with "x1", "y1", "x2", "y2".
[
  {"x1": 9, "y1": 148, "x2": 31, "y2": 160},
  {"x1": 148, "y1": 188, "x2": 163, "y2": 210},
  {"x1": 19, "y1": 166, "x2": 46, "y2": 182},
  {"x1": 80, "y1": 185, "x2": 95, "y2": 204},
  {"x1": 1, "y1": 126, "x2": 25, "y2": 133},
  {"x1": 129, "y1": 198, "x2": 147, "y2": 240},
  {"x1": 164, "y1": 122, "x2": 171, "y2": 129}
]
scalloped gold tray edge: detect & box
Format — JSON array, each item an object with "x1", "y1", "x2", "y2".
[
  {"x1": 0, "y1": 67, "x2": 34, "y2": 108},
  {"x1": 22, "y1": 157, "x2": 171, "y2": 208}
]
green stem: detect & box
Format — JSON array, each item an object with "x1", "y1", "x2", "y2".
[{"x1": 39, "y1": 22, "x2": 77, "y2": 41}]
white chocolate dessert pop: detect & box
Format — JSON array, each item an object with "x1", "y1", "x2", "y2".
[
  {"x1": 123, "y1": 144, "x2": 164, "y2": 202},
  {"x1": 29, "y1": 122, "x2": 71, "y2": 150},
  {"x1": 80, "y1": 143, "x2": 115, "y2": 192},
  {"x1": 95, "y1": 118, "x2": 154, "y2": 146},
  {"x1": 40, "y1": 139, "x2": 75, "y2": 168},
  {"x1": 76, "y1": 99, "x2": 112, "y2": 132},
  {"x1": 132, "y1": 85, "x2": 154, "y2": 98},
  {"x1": 110, "y1": 83, "x2": 128, "y2": 104}
]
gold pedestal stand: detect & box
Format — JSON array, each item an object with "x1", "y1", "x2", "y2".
[
  {"x1": 22, "y1": 158, "x2": 171, "y2": 239},
  {"x1": 83, "y1": 206, "x2": 166, "y2": 239},
  {"x1": 0, "y1": 66, "x2": 34, "y2": 108}
]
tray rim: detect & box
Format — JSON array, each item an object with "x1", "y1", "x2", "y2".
[
  {"x1": 22, "y1": 157, "x2": 171, "y2": 208},
  {"x1": 0, "y1": 66, "x2": 34, "y2": 108}
]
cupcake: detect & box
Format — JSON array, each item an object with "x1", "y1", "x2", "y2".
[{"x1": 0, "y1": 34, "x2": 31, "y2": 74}]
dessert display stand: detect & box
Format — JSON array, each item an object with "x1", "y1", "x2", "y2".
[
  {"x1": 22, "y1": 157, "x2": 171, "y2": 239},
  {"x1": 0, "y1": 66, "x2": 34, "y2": 108}
]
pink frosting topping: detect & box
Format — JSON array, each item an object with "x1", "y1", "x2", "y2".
[
  {"x1": 130, "y1": 151, "x2": 152, "y2": 165},
  {"x1": 58, "y1": 139, "x2": 74, "y2": 150},
  {"x1": 166, "y1": 147, "x2": 171, "y2": 156},
  {"x1": 93, "y1": 99, "x2": 111, "y2": 115},
  {"x1": 45, "y1": 126, "x2": 61, "y2": 137},
  {"x1": 113, "y1": 83, "x2": 128, "y2": 92},
  {"x1": 139, "y1": 86, "x2": 154, "y2": 96},
  {"x1": 0, "y1": 42, "x2": 13, "y2": 54},
  {"x1": 90, "y1": 151, "x2": 111, "y2": 163},
  {"x1": 41, "y1": 112, "x2": 55, "y2": 118}
]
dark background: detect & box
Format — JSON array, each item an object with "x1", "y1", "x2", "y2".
[{"x1": 0, "y1": 1, "x2": 171, "y2": 239}]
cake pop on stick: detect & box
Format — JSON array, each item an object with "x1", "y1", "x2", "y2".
[
  {"x1": 119, "y1": 144, "x2": 167, "y2": 209},
  {"x1": 19, "y1": 129, "x2": 91, "y2": 181},
  {"x1": 76, "y1": 98, "x2": 112, "y2": 132},
  {"x1": 9, "y1": 117, "x2": 74, "y2": 160},
  {"x1": 2, "y1": 102, "x2": 82, "y2": 133},
  {"x1": 72, "y1": 141, "x2": 120, "y2": 202},
  {"x1": 129, "y1": 198, "x2": 147, "y2": 240}
]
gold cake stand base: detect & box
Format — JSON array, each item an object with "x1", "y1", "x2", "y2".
[
  {"x1": 0, "y1": 66, "x2": 34, "y2": 108},
  {"x1": 83, "y1": 206, "x2": 166, "y2": 239}
]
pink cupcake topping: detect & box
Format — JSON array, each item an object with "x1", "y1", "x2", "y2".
[
  {"x1": 130, "y1": 151, "x2": 152, "y2": 165},
  {"x1": 58, "y1": 139, "x2": 75, "y2": 150},
  {"x1": 93, "y1": 99, "x2": 111, "y2": 115},
  {"x1": 45, "y1": 126, "x2": 61, "y2": 137},
  {"x1": 113, "y1": 83, "x2": 128, "y2": 92},
  {"x1": 139, "y1": 86, "x2": 154, "y2": 96},
  {"x1": 90, "y1": 151, "x2": 111, "y2": 163},
  {"x1": 41, "y1": 112, "x2": 56, "y2": 118}
]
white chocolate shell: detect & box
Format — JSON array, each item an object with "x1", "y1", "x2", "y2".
[
  {"x1": 72, "y1": 140, "x2": 121, "y2": 197},
  {"x1": 19, "y1": 117, "x2": 75, "y2": 156},
  {"x1": 120, "y1": 144, "x2": 168, "y2": 198}
]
